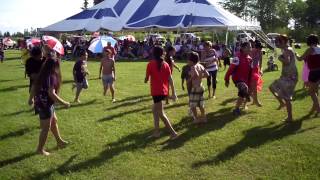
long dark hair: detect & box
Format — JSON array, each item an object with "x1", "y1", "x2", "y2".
[
  {"x1": 34, "y1": 58, "x2": 61, "y2": 94},
  {"x1": 153, "y1": 46, "x2": 164, "y2": 71},
  {"x1": 165, "y1": 46, "x2": 175, "y2": 68}
]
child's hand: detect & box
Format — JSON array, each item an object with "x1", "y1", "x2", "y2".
[
  {"x1": 113, "y1": 77, "x2": 116, "y2": 81},
  {"x1": 144, "y1": 78, "x2": 148, "y2": 83},
  {"x1": 182, "y1": 85, "x2": 185, "y2": 91},
  {"x1": 64, "y1": 102, "x2": 71, "y2": 108}
]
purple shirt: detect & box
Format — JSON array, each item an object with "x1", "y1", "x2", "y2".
[{"x1": 35, "y1": 75, "x2": 58, "y2": 108}]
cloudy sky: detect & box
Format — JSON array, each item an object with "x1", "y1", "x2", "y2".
[{"x1": 0, "y1": 0, "x2": 92, "y2": 33}]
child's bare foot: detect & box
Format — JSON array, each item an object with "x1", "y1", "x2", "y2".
[
  {"x1": 37, "y1": 149, "x2": 50, "y2": 156},
  {"x1": 74, "y1": 99, "x2": 81, "y2": 103},
  {"x1": 200, "y1": 116, "x2": 207, "y2": 123},
  {"x1": 169, "y1": 133, "x2": 179, "y2": 140},
  {"x1": 112, "y1": 99, "x2": 116, "y2": 103},
  {"x1": 212, "y1": 96, "x2": 216, "y2": 99},
  {"x1": 57, "y1": 140, "x2": 69, "y2": 149}
]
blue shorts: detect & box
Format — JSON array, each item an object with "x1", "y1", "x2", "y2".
[
  {"x1": 102, "y1": 74, "x2": 114, "y2": 86},
  {"x1": 36, "y1": 105, "x2": 55, "y2": 120}
]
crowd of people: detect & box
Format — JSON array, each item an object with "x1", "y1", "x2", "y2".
[{"x1": 11, "y1": 32, "x2": 319, "y2": 155}]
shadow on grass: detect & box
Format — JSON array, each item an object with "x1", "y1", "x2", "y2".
[
  {"x1": 54, "y1": 129, "x2": 156, "y2": 175},
  {"x1": 29, "y1": 155, "x2": 78, "y2": 180},
  {"x1": 0, "y1": 152, "x2": 36, "y2": 168},
  {"x1": 0, "y1": 84, "x2": 29, "y2": 93},
  {"x1": 4, "y1": 57, "x2": 20, "y2": 61},
  {"x1": 98, "y1": 106, "x2": 149, "y2": 122},
  {"x1": 142, "y1": 102, "x2": 189, "y2": 115},
  {"x1": 192, "y1": 115, "x2": 317, "y2": 168},
  {"x1": 220, "y1": 98, "x2": 238, "y2": 106},
  {"x1": 3, "y1": 108, "x2": 33, "y2": 117},
  {"x1": 55, "y1": 99, "x2": 99, "y2": 110},
  {"x1": 161, "y1": 107, "x2": 242, "y2": 150},
  {"x1": 106, "y1": 95, "x2": 151, "y2": 111},
  {"x1": 0, "y1": 127, "x2": 37, "y2": 141},
  {"x1": 0, "y1": 79, "x2": 15, "y2": 83},
  {"x1": 294, "y1": 88, "x2": 310, "y2": 101}
]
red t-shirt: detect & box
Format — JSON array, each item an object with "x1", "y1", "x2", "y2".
[
  {"x1": 225, "y1": 52, "x2": 252, "y2": 85},
  {"x1": 146, "y1": 60, "x2": 171, "y2": 96}
]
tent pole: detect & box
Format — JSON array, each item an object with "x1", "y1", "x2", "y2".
[{"x1": 225, "y1": 30, "x2": 229, "y2": 46}]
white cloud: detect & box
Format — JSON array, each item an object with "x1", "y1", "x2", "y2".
[{"x1": 0, "y1": 0, "x2": 93, "y2": 33}]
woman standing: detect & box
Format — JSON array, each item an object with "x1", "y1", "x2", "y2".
[
  {"x1": 29, "y1": 54, "x2": 70, "y2": 156},
  {"x1": 202, "y1": 41, "x2": 219, "y2": 99},
  {"x1": 297, "y1": 34, "x2": 320, "y2": 115},
  {"x1": 145, "y1": 46, "x2": 178, "y2": 140},
  {"x1": 269, "y1": 35, "x2": 298, "y2": 122}
]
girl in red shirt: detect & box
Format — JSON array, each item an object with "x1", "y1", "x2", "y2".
[
  {"x1": 145, "y1": 46, "x2": 178, "y2": 140},
  {"x1": 225, "y1": 42, "x2": 252, "y2": 115}
]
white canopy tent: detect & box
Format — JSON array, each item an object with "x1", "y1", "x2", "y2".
[{"x1": 41, "y1": 0, "x2": 144, "y2": 32}]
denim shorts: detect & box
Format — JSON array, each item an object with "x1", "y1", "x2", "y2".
[{"x1": 37, "y1": 105, "x2": 55, "y2": 120}]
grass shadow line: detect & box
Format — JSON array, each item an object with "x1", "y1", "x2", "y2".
[
  {"x1": 192, "y1": 115, "x2": 317, "y2": 168},
  {"x1": 0, "y1": 84, "x2": 29, "y2": 93},
  {"x1": 161, "y1": 107, "x2": 242, "y2": 150},
  {"x1": 0, "y1": 152, "x2": 36, "y2": 168},
  {"x1": 0, "y1": 126, "x2": 37, "y2": 141}
]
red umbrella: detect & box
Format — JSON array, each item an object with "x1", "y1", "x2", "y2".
[
  {"x1": 26, "y1": 38, "x2": 41, "y2": 47},
  {"x1": 42, "y1": 36, "x2": 64, "y2": 55}
]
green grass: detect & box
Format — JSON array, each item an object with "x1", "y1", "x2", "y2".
[{"x1": 0, "y1": 47, "x2": 319, "y2": 180}]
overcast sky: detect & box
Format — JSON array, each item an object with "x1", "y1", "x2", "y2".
[{"x1": 0, "y1": 0, "x2": 92, "y2": 33}]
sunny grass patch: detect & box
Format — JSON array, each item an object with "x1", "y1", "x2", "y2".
[{"x1": 0, "y1": 49, "x2": 319, "y2": 179}]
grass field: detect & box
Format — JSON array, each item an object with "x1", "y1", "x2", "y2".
[{"x1": 0, "y1": 48, "x2": 319, "y2": 180}]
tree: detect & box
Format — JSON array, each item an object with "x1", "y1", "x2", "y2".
[
  {"x1": 4, "y1": 31, "x2": 10, "y2": 37},
  {"x1": 82, "y1": 0, "x2": 89, "y2": 10},
  {"x1": 93, "y1": 0, "x2": 104, "y2": 5},
  {"x1": 221, "y1": 0, "x2": 256, "y2": 20},
  {"x1": 304, "y1": 0, "x2": 320, "y2": 28},
  {"x1": 288, "y1": 0, "x2": 308, "y2": 29}
]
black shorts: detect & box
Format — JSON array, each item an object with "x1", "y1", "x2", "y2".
[
  {"x1": 235, "y1": 81, "x2": 249, "y2": 98},
  {"x1": 36, "y1": 105, "x2": 55, "y2": 120},
  {"x1": 152, "y1": 95, "x2": 167, "y2": 103},
  {"x1": 308, "y1": 70, "x2": 320, "y2": 83},
  {"x1": 224, "y1": 57, "x2": 230, "y2": 66}
]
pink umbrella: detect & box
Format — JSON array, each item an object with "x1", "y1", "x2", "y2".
[
  {"x1": 42, "y1": 36, "x2": 64, "y2": 55},
  {"x1": 26, "y1": 38, "x2": 41, "y2": 47}
]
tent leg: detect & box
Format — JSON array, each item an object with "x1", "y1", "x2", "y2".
[{"x1": 225, "y1": 31, "x2": 229, "y2": 45}]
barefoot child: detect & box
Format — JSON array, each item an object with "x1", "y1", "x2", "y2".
[
  {"x1": 250, "y1": 40, "x2": 263, "y2": 107},
  {"x1": 99, "y1": 49, "x2": 116, "y2": 102},
  {"x1": 145, "y1": 46, "x2": 178, "y2": 140},
  {"x1": 296, "y1": 34, "x2": 320, "y2": 116},
  {"x1": 72, "y1": 49, "x2": 89, "y2": 103},
  {"x1": 269, "y1": 35, "x2": 298, "y2": 122},
  {"x1": 188, "y1": 52, "x2": 209, "y2": 123},
  {"x1": 165, "y1": 46, "x2": 181, "y2": 104},
  {"x1": 225, "y1": 42, "x2": 252, "y2": 115},
  {"x1": 29, "y1": 56, "x2": 70, "y2": 156}
]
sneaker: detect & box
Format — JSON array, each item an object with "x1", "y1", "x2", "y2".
[{"x1": 233, "y1": 108, "x2": 241, "y2": 116}]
